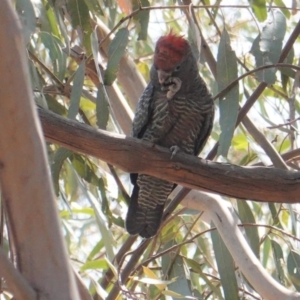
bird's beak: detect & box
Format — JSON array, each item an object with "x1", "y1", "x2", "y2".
[{"x1": 157, "y1": 70, "x2": 171, "y2": 84}]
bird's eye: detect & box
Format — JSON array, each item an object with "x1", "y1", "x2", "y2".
[{"x1": 175, "y1": 65, "x2": 180, "y2": 71}]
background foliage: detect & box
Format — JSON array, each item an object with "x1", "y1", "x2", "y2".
[{"x1": 5, "y1": 0, "x2": 300, "y2": 299}]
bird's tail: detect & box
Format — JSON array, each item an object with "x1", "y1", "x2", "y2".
[{"x1": 125, "y1": 185, "x2": 164, "y2": 238}]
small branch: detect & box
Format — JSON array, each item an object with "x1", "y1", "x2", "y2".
[
  {"x1": 28, "y1": 50, "x2": 65, "y2": 90},
  {"x1": 239, "y1": 223, "x2": 300, "y2": 243},
  {"x1": 0, "y1": 248, "x2": 36, "y2": 300},
  {"x1": 213, "y1": 63, "x2": 300, "y2": 101},
  {"x1": 267, "y1": 117, "x2": 300, "y2": 129},
  {"x1": 241, "y1": 114, "x2": 288, "y2": 169}
]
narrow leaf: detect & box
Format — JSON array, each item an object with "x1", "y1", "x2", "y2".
[
  {"x1": 96, "y1": 85, "x2": 110, "y2": 130},
  {"x1": 132, "y1": 0, "x2": 150, "y2": 40},
  {"x1": 211, "y1": 226, "x2": 239, "y2": 300},
  {"x1": 40, "y1": 32, "x2": 67, "y2": 80},
  {"x1": 52, "y1": 148, "x2": 73, "y2": 195},
  {"x1": 88, "y1": 194, "x2": 115, "y2": 262},
  {"x1": 250, "y1": 10, "x2": 286, "y2": 85},
  {"x1": 67, "y1": 0, "x2": 92, "y2": 52},
  {"x1": 80, "y1": 259, "x2": 108, "y2": 271},
  {"x1": 104, "y1": 28, "x2": 129, "y2": 85},
  {"x1": 68, "y1": 60, "x2": 85, "y2": 119},
  {"x1": 274, "y1": 0, "x2": 290, "y2": 18},
  {"x1": 87, "y1": 240, "x2": 104, "y2": 261},
  {"x1": 217, "y1": 29, "x2": 239, "y2": 157},
  {"x1": 237, "y1": 201, "x2": 260, "y2": 258},
  {"x1": 249, "y1": 0, "x2": 267, "y2": 22},
  {"x1": 166, "y1": 255, "x2": 193, "y2": 298},
  {"x1": 15, "y1": 0, "x2": 36, "y2": 44},
  {"x1": 270, "y1": 240, "x2": 285, "y2": 285},
  {"x1": 287, "y1": 250, "x2": 300, "y2": 291},
  {"x1": 184, "y1": 257, "x2": 224, "y2": 299}
]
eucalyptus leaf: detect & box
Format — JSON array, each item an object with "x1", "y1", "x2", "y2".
[
  {"x1": 211, "y1": 226, "x2": 239, "y2": 300},
  {"x1": 287, "y1": 250, "x2": 300, "y2": 291},
  {"x1": 217, "y1": 29, "x2": 239, "y2": 157},
  {"x1": 271, "y1": 239, "x2": 285, "y2": 285},
  {"x1": 15, "y1": 0, "x2": 36, "y2": 44},
  {"x1": 104, "y1": 28, "x2": 129, "y2": 85},
  {"x1": 249, "y1": 0, "x2": 267, "y2": 22},
  {"x1": 68, "y1": 60, "x2": 85, "y2": 119},
  {"x1": 250, "y1": 10, "x2": 286, "y2": 85}
]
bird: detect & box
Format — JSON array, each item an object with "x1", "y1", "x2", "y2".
[{"x1": 125, "y1": 32, "x2": 214, "y2": 238}]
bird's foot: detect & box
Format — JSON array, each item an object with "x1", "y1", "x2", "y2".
[
  {"x1": 170, "y1": 145, "x2": 181, "y2": 159},
  {"x1": 162, "y1": 77, "x2": 182, "y2": 99}
]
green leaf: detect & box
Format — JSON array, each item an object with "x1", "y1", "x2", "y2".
[
  {"x1": 184, "y1": 257, "x2": 224, "y2": 299},
  {"x1": 104, "y1": 28, "x2": 129, "y2": 85},
  {"x1": 270, "y1": 240, "x2": 285, "y2": 285},
  {"x1": 237, "y1": 201, "x2": 260, "y2": 258},
  {"x1": 68, "y1": 60, "x2": 85, "y2": 119},
  {"x1": 83, "y1": 0, "x2": 104, "y2": 17},
  {"x1": 249, "y1": 0, "x2": 267, "y2": 22},
  {"x1": 132, "y1": 0, "x2": 150, "y2": 40},
  {"x1": 71, "y1": 154, "x2": 99, "y2": 186},
  {"x1": 260, "y1": 10, "x2": 286, "y2": 56},
  {"x1": 250, "y1": 10, "x2": 286, "y2": 85},
  {"x1": 217, "y1": 29, "x2": 239, "y2": 157},
  {"x1": 67, "y1": 0, "x2": 92, "y2": 52},
  {"x1": 211, "y1": 226, "x2": 239, "y2": 300},
  {"x1": 262, "y1": 237, "x2": 271, "y2": 268},
  {"x1": 96, "y1": 85, "x2": 110, "y2": 130},
  {"x1": 269, "y1": 203, "x2": 283, "y2": 229},
  {"x1": 87, "y1": 240, "x2": 104, "y2": 261},
  {"x1": 88, "y1": 194, "x2": 115, "y2": 262},
  {"x1": 80, "y1": 259, "x2": 108, "y2": 271},
  {"x1": 165, "y1": 255, "x2": 192, "y2": 298},
  {"x1": 287, "y1": 250, "x2": 300, "y2": 291},
  {"x1": 281, "y1": 47, "x2": 295, "y2": 91},
  {"x1": 274, "y1": 0, "x2": 291, "y2": 18},
  {"x1": 44, "y1": 2, "x2": 60, "y2": 37},
  {"x1": 52, "y1": 148, "x2": 73, "y2": 195},
  {"x1": 39, "y1": 32, "x2": 67, "y2": 80},
  {"x1": 15, "y1": 0, "x2": 36, "y2": 44}
]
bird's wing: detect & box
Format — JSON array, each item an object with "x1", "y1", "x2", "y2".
[
  {"x1": 194, "y1": 98, "x2": 215, "y2": 156},
  {"x1": 130, "y1": 83, "x2": 154, "y2": 185},
  {"x1": 131, "y1": 82, "x2": 154, "y2": 139}
]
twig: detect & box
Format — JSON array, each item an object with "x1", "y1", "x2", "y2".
[
  {"x1": 267, "y1": 117, "x2": 300, "y2": 129},
  {"x1": 28, "y1": 50, "x2": 65, "y2": 90},
  {"x1": 239, "y1": 223, "x2": 300, "y2": 243},
  {"x1": 133, "y1": 228, "x2": 216, "y2": 274},
  {"x1": 213, "y1": 63, "x2": 300, "y2": 101}
]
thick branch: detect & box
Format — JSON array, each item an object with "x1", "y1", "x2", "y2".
[
  {"x1": 38, "y1": 108, "x2": 300, "y2": 203},
  {"x1": 0, "y1": 1, "x2": 80, "y2": 299},
  {"x1": 182, "y1": 191, "x2": 300, "y2": 300}
]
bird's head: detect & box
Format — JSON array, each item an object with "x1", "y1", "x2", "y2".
[{"x1": 154, "y1": 32, "x2": 190, "y2": 85}]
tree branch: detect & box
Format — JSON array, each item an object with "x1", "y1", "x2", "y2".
[
  {"x1": 0, "y1": 248, "x2": 36, "y2": 300},
  {"x1": 0, "y1": 1, "x2": 80, "y2": 299},
  {"x1": 38, "y1": 108, "x2": 300, "y2": 203},
  {"x1": 182, "y1": 191, "x2": 300, "y2": 300}
]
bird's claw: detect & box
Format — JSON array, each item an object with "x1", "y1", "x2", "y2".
[
  {"x1": 162, "y1": 77, "x2": 182, "y2": 99},
  {"x1": 170, "y1": 145, "x2": 181, "y2": 159}
]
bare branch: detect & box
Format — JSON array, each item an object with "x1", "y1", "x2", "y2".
[
  {"x1": 0, "y1": 1, "x2": 80, "y2": 299},
  {"x1": 38, "y1": 108, "x2": 300, "y2": 203},
  {"x1": 182, "y1": 191, "x2": 300, "y2": 300}
]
